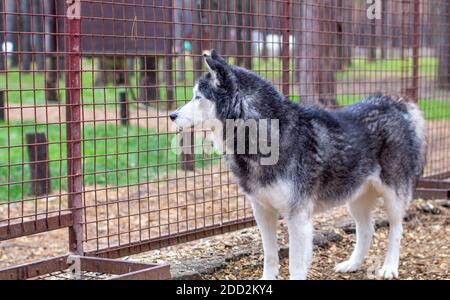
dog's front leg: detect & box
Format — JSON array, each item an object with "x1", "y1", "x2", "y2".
[
  {"x1": 251, "y1": 200, "x2": 279, "y2": 280},
  {"x1": 287, "y1": 209, "x2": 313, "y2": 280}
]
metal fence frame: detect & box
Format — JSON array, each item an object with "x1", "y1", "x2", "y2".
[{"x1": 0, "y1": 0, "x2": 449, "y2": 275}]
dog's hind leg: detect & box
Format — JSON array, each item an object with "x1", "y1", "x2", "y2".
[
  {"x1": 251, "y1": 200, "x2": 280, "y2": 280},
  {"x1": 334, "y1": 189, "x2": 378, "y2": 273},
  {"x1": 377, "y1": 187, "x2": 409, "y2": 279}
]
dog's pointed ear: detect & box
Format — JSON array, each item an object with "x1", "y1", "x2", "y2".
[{"x1": 203, "y1": 50, "x2": 229, "y2": 87}]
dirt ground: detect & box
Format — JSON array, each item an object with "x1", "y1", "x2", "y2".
[
  {"x1": 132, "y1": 199, "x2": 449, "y2": 280},
  {"x1": 4, "y1": 102, "x2": 174, "y2": 133},
  {"x1": 200, "y1": 200, "x2": 449, "y2": 280},
  {"x1": 1, "y1": 197, "x2": 448, "y2": 280}
]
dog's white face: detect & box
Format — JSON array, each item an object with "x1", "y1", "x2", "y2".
[{"x1": 170, "y1": 84, "x2": 217, "y2": 132}]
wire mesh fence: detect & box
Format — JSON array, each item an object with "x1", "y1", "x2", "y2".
[{"x1": 0, "y1": 0, "x2": 449, "y2": 263}]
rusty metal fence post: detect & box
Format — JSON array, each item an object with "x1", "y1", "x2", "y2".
[
  {"x1": 411, "y1": 0, "x2": 421, "y2": 102},
  {"x1": 66, "y1": 0, "x2": 84, "y2": 255}
]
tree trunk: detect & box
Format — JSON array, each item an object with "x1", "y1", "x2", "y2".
[
  {"x1": 210, "y1": 0, "x2": 219, "y2": 51},
  {"x1": 242, "y1": 0, "x2": 252, "y2": 69},
  {"x1": 336, "y1": 1, "x2": 353, "y2": 70},
  {"x1": 293, "y1": 1, "x2": 302, "y2": 83},
  {"x1": 95, "y1": 57, "x2": 128, "y2": 87},
  {"x1": 164, "y1": 55, "x2": 174, "y2": 109},
  {"x1": 235, "y1": 0, "x2": 243, "y2": 66},
  {"x1": 173, "y1": 0, "x2": 186, "y2": 81},
  {"x1": 191, "y1": 0, "x2": 203, "y2": 79},
  {"x1": 94, "y1": 56, "x2": 110, "y2": 88},
  {"x1": 199, "y1": 0, "x2": 211, "y2": 50},
  {"x1": 392, "y1": 1, "x2": 402, "y2": 48},
  {"x1": 138, "y1": 56, "x2": 159, "y2": 104},
  {"x1": 298, "y1": 0, "x2": 337, "y2": 105},
  {"x1": 261, "y1": 1, "x2": 273, "y2": 61},
  {"x1": 32, "y1": 0, "x2": 45, "y2": 70},
  {"x1": 217, "y1": 0, "x2": 228, "y2": 56},
  {"x1": 0, "y1": 0, "x2": 5, "y2": 70},
  {"x1": 380, "y1": 0, "x2": 388, "y2": 59},
  {"x1": 437, "y1": 1, "x2": 450, "y2": 89},
  {"x1": 44, "y1": 0, "x2": 57, "y2": 53},
  {"x1": 164, "y1": 4, "x2": 174, "y2": 110},
  {"x1": 20, "y1": 0, "x2": 32, "y2": 71},
  {"x1": 5, "y1": 0, "x2": 19, "y2": 67},
  {"x1": 209, "y1": 0, "x2": 227, "y2": 56},
  {"x1": 235, "y1": 0, "x2": 252, "y2": 69},
  {"x1": 368, "y1": 17, "x2": 376, "y2": 61},
  {"x1": 45, "y1": 0, "x2": 60, "y2": 102}
]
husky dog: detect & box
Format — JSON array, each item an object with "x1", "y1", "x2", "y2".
[{"x1": 170, "y1": 50, "x2": 426, "y2": 280}]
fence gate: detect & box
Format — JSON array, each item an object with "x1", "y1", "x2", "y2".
[{"x1": 0, "y1": 0, "x2": 449, "y2": 279}]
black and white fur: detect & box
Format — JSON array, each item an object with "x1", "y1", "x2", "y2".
[{"x1": 170, "y1": 50, "x2": 426, "y2": 280}]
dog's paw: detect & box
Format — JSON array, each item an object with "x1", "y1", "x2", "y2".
[
  {"x1": 376, "y1": 265, "x2": 398, "y2": 280},
  {"x1": 334, "y1": 260, "x2": 362, "y2": 273}
]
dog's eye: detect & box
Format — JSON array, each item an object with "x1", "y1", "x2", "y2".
[{"x1": 195, "y1": 96, "x2": 201, "y2": 100}]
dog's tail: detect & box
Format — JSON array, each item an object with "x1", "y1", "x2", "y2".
[{"x1": 405, "y1": 100, "x2": 427, "y2": 179}]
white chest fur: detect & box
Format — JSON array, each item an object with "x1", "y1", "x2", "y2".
[{"x1": 250, "y1": 179, "x2": 293, "y2": 215}]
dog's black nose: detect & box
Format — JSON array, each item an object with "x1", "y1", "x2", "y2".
[{"x1": 169, "y1": 113, "x2": 177, "y2": 121}]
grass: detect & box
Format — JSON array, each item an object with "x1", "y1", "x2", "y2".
[
  {"x1": 0, "y1": 56, "x2": 442, "y2": 107},
  {"x1": 289, "y1": 94, "x2": 450, "y2": 120},
  {"x1": 336, "y1": 56, "x2": 438, "y2": 80},
  {"x1": 336, "y1": 95, "x2": 450, "y2": 120},
  {"x1": 0, "y1": 58, "x2": 197, "y2": 109},
  {"x1": 0, "y1": 121, "x2": 218, "y2": 202},
  {"x1": 289, "y1": 94, "x2": 362, "y2": 105},
  {"x1": 417, "y1": 99, "x2": 450, "y2": 120}
]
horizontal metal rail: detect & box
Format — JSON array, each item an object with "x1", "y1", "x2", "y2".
[
  {"x1": 86, "y1": 217, "x2": 256, "y2": 259},
  {"x1": 0, "y1": 212, "x2": 73, "y2": 241},
  {"x1": 0, "y1": 254, "x2": 170, "y2": 280}
]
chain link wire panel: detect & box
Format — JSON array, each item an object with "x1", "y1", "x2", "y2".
[{"x1": 0, "y1": 0, "x2": 448, "y2": 259}]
